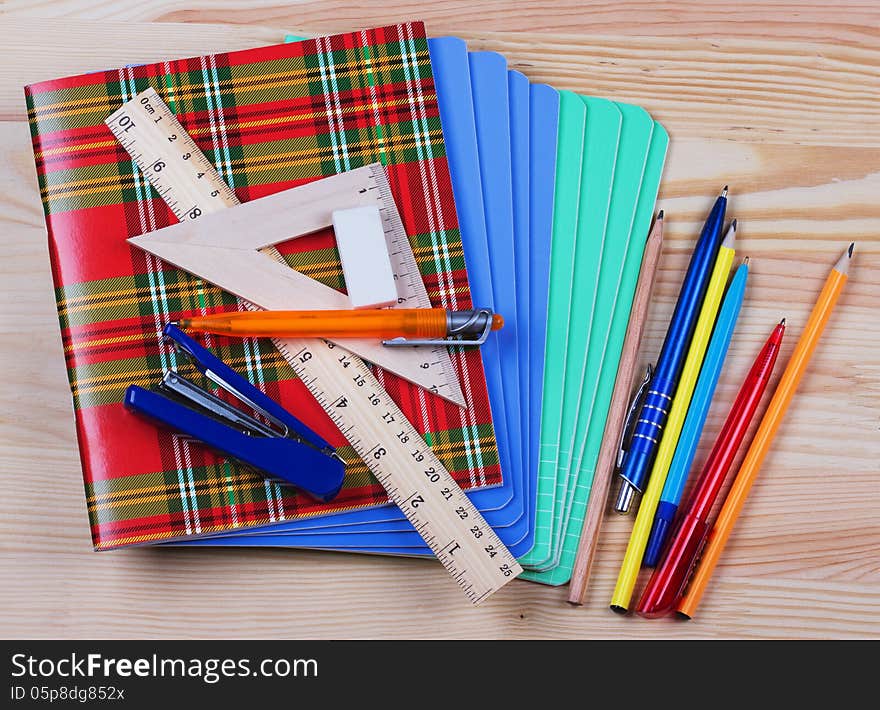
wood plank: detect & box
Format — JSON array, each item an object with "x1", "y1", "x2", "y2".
[
  {"x1": 2, "y1": 19, "x2": 879, "y2": 146},
  {"x1": 0, "y1": 9, "x2": 878, "y2": 638},
  {"x1": 4, "y1": 0, "x2": 879, "y2": 45}
]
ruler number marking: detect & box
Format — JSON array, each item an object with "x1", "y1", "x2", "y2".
[
  {"x1": 402, "y1": 491, "x2": 425, "y2": 508},
  {"x1": 113, "y1": 114, "x2": 136, "y2": 133}
]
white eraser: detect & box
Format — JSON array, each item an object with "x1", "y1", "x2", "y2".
[{"x1": 332, "y1": 205, "x2": 399, "y2": 309}]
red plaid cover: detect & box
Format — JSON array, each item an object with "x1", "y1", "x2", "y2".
[{"x1": 25, "y1": 22, "x2": 500, "y2": 550}]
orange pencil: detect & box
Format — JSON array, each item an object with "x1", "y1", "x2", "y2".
[
  {"x1": 677, "y1": 243, "x2": 855, "y2": 619},
  {"x1": 178, "y1": 308, "x2": 503, "y2": 342}
]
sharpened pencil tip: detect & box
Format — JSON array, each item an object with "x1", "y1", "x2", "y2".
[
  {"x1": 731, "y1": 218, "x2": 737, "y2": 230},
  {"x1": 834, "y1": 244, "x2": 854, "y2": 275},
  {"x1": 742, "y1": 256, "x2": 749, "y2": 265},
  {"x1": 657, "y1": 209, "x2": 664, "y2": 220},
  {"x1": 780, "y1": 318, "x2": 786, "y2": 326},
  {"x1": 721, "y1": 185, "x2": 729, "y2": 197}
]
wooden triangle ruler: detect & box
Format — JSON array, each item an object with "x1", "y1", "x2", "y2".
[
  {"x1": 110, "y1": 91, "x2": 464, "y2": 407},
  {"x1": 126, "y1": 163, "x2": 464, "y2": 406},
  {"x1": 106, "y1": 88, "x2": 520, "y2": 603}
]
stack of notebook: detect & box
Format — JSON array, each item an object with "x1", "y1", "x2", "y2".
[{"x1": 26, "y1": 22, "x2": 666, "y2": 587}]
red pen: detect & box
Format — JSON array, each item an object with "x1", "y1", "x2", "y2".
[{"x1": 636, "y1": 319, "x2": 786, "y2": 617}]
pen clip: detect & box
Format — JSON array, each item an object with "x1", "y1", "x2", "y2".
[
  {"x1": 616, "y1": 364, "x2": 654, "y2": 470},
  {"x1": 382, "y1": 308, "x2": 495, "y2": 347}
]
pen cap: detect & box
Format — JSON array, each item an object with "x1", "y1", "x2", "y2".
[
  {"x1": 643, "y1": 500, "x2": 678, "y2": 567},
  {"x1": 636, "y1": 513, "x2": 710, "y2": 618}
]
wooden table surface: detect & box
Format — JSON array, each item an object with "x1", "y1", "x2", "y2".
[{"x1": 1, "y1": 1, "x2": 877, "y2": 639}]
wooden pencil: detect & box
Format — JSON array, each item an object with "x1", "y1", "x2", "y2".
[{"x1": 567, "y1": 210, "x2": 665, "y2": 605}]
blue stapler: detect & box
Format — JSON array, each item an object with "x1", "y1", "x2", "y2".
[{"x1": 124, "y1": 323, "x2": 346, "y2": 502}]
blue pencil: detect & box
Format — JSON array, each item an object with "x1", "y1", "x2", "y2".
[
  {"x1": 614, "y1": 187, "x2": 728, "y2": 513},
  {"x1": 642, "y1": 258, "x2": 749, "y2": 566}
]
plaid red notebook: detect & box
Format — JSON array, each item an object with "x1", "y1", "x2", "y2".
[{"x1": 25, "y1": 22, "x2": 500, "y2": 550}]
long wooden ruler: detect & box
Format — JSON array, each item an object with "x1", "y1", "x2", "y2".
[{"x1": 106, "y1": 87, "x2": 521, "y2": 603}]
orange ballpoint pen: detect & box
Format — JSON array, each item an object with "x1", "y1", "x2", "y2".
[{"x1": 177, "y1": 308, "x2": 503, "y2": 346}]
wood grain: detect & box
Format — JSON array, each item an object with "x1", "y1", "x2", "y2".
[
  {"x1": 5, "y1": 0, "x2": 880, "y2": 45},
  {"x1": 3, "y1": 19, "x2": 879, "y2": 147},
  {"x1": 0, "y1": 6, "x2": 878, "y2": 639}
]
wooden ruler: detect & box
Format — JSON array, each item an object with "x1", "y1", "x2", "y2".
[
  {"x1": 106, "y1": 87, "x2": 521, "y2": 603},
  {"x1": 106, "y1": 88, "x2": 464, "y2": 408}
]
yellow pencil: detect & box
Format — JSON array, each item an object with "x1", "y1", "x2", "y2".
[{"x1": 611, "y1": 221, "x2": 737, "y2": 612}]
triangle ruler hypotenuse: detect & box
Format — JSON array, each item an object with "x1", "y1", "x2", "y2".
[{"x1": 106, "y1": 87, "x2": 521, "y2": 604}]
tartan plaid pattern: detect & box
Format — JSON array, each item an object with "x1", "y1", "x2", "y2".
[{"x1": 26, "y1": 22, "x2": 499, "y2": 550}]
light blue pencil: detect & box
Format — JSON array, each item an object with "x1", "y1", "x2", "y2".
[{"x1": 642, "y1": 258, "x2": 749, "y2": 566}]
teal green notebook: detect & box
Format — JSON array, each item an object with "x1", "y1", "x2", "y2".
[
  {"x1": 526, "y1": 121, "x2": 669, "y2": 584},
  {"x1": 517, "y1": 90, "x2": 586, "y2": 568},
  {"x1": 519, "y1": 96, "x2": 620, "y2": 569},
  {"x1": 532, "y1": 103, "x2": 655, "y2": 573},
  {"x1": 521, "y1": 103, "x2": 655, "y2": 576}
]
